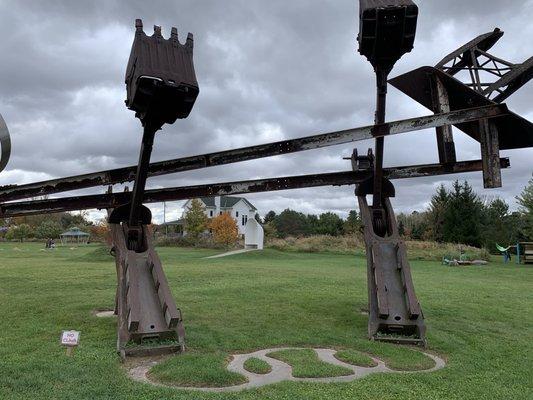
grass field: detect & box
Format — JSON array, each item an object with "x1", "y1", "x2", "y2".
[{"x1": 0, "y1": 242, "x2": 532, "y2": 399}]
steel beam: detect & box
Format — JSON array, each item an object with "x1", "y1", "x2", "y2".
[
  {"x1": 0, "y1": 158, "x2": 510, "y2": 218},
  {"x1": 0, "y1": 104, "x2": 507, "y2": 203},
  {"x1": 429, "y1": 75, "x2": 456, "y2": 164}
]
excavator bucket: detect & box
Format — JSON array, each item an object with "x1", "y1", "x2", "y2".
[{"x1": 125, "y1": 19, "x2": 199, "y2": 125}]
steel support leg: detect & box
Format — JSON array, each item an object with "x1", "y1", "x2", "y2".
[
  {"x1": 110, "y1": 222, "x2": 185, "y2": 358},
  {"x1": 479, "y1": 119, "x2": 502, "y2": 188},
  {"x1": 358, "y1": 195, "x2": 426, "y2": 345}
]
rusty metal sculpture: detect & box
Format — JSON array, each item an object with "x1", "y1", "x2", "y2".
[
  {"x1": 1, "y1": 3, "x2": 532, "y2": 354},
  {"x1": 109, "y1": 19, "x2": 199, "y2": 357},
  {"x1": 0, "y1": 113, "x2": 11, "y2": 174}
]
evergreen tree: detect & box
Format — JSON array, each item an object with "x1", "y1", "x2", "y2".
[
  {"x1": 306, "y1": 214, "x2": 319, "y2": 235},
  {"x1": 344, "y1": 210, "x2": 361, "y2": 234},
  {"x1": 263, "y1": 211, "x2": 277, "y2": 224},
  {"x1": 410, "y1": 211, "x2": 429, "y2": 240},
  {"x1": 443, "y1": 181, "x2": 483, "y2": 247},
  {"x1": 426, "y1": 184, "x2": 449, "y2": 242},
  {"x1": 516, "y1": 177, "x2": 533, "y2": 240},
  {"x1": 398, "y1": 220, "x2": 405, "y2": 236},
  {"x1": 315, "y1": 212, "x2": 344, "y2": 236},
  {"x1": 273, "y1": 209, "x2": 310, "y2": 238},
  {"x1": 481, "y1": 198, "x2": 513, "y2": 251}
]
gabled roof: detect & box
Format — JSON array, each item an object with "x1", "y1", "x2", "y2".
[
  {"x1": 60, "y1": 227, "x2": 89, "y2": 237},
  {"x1": 160, "y1": 219, "x2": 184, "y2": 226},
  {"x1": 198, "y1": 196, "x2": 257, "y2": 211}
]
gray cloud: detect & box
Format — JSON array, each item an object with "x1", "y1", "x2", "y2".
[{"x1": 0, "y1": 0, "x2": 532, "y2": 223}]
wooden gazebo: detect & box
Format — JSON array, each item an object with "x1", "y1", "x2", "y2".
[{"x1": 60, "y1": 227, "x2": 90, "y2": 245}]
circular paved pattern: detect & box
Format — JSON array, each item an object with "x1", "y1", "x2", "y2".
[{"x1": 126, "y1": 347, "x2": 446, "y2": 392}]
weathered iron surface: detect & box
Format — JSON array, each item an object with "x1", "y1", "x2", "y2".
[
  {"x1": 429, "y1": 75, "x2": 456, "y2": 164},
  {"x1": 358, "y1": 0, "x2": 418, "y2": 72},
  {"x1": 0, "y1": 113, "x2": 11, "y2": 173},
  {"x1": 125, "y1": 19, "x2": 199, "y2": 124},
  {"x1": 358, "y1": 0, "x2": 420, "y2": 236},
  {"x1": 435, "y1": 29, "x2": 504, "y2": 75},
  {"x1": 109, "y1": 20, "x2": 199, "y2": 357},
  {"x1": 389, "y1": 67, "x2": 533, "y2": 150},
  {"x1": 358, "y1": 195, "x2": 426, "y2": 344},
  {"x1": 0, "y1": 158, "x2": 510, "y2": 218},
  {"x1": 0, "y1": 104, "x2": 508, "y2": 203},
  {"x1": 110, "y1": 222, "x2": 185, "y2": 358},
  {"x1": 435, "y1": 28, "x2": 533, "y2": 103}
]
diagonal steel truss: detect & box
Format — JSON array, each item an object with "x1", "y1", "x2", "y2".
[{"x1": 435, "y1": 28, "x2": 533, "y2": 103}]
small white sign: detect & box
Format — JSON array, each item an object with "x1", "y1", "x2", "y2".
[{"x1": 60, "y1": 330, "x2": 80, "y2": 347}]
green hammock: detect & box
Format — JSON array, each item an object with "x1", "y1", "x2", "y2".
[{"x1": 496, "y1": 243, "x2": 511, "y2": 253}]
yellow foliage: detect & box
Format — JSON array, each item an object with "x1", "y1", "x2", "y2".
[{"x1": 209, "y1": 213, "x2": 239, "y2": 248}]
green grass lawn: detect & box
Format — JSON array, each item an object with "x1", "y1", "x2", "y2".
[
  {"x1": 243, "y1": 357, "x2": 272, "y2": 375},
  {"x1": 267, "y1": 348, "x2": 353, "y2": 378},
  {"x1": 0, "y1": 242, "x2": 532, "y2": 399},
  {"x1": 334, "y1": 349, "x2": 377, "y2": 367}
]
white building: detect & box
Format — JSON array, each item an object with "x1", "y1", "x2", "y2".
[{"x1": 182, "y1": 196, "x2": 258, "y2": 236}]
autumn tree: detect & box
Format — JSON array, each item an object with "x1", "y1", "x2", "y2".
[
  {"x1": 90, "y1": 219, "x2": 110, "y2": 243},
  {"x1": 209, "y1": 213, "x2": 239, "y2": 249},
  {"x1": 184, "y1": 199, "x2": 208, "y2": 240}
]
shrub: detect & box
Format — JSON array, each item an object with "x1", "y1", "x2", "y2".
[{"x1": 209, "y1": 213, "x2": 239, "y2": 249}]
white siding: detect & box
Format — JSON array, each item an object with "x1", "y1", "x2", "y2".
[{"x1": 182, "y1": 197, "x2": 256, "y2": 236}]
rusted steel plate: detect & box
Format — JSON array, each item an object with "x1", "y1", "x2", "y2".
[
  {"x1": 396, "y1": 243, "x2": 421, "y2": 318},
  {"x1": 389, "y1": 66, "x2": 533, "y2": 150},
  {"x1": 0, "y1": 158, "x2": 510, "y2": 218},
  {"x1": 0, "y1": 104, "x2": 507, "y2": 203},
  {"x1": 371, "y1": 245, "x2": 390, "y2": 318}
]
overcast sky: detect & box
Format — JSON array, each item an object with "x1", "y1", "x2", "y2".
[{"x1": 0, "y1": 0, "x2": 532, "y2": 223}]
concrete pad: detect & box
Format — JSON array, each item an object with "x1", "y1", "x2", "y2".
[
  {"x1": 93, "y1": 309, "x2": 116, "y2": 318},
  {"x1": 125, "y1": 346, "x2": 446, "y2": 392},
  {"x1": 205, "y1": 249, "x2": 257, "y2": 259}
]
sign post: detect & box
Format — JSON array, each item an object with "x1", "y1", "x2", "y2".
[{"x1": 60, "y1": 330, "x2": 80, "y2": 356}]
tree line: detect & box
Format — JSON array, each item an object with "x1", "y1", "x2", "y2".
[
  {"x1": 262, "y1": 177, "x2": 533, "y2": 250},
  {"x1": 2, "y1": 178, "x2": 531, "y2": 249},
  {"x1": 0, "y1": 212, "x2": 107, "y2": 242},
  {"x1": 262, "y1": 209, "x2": 361, "y2": 238}
]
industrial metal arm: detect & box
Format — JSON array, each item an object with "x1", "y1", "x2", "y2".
[{"x1": 0, "y1": 104, "x2": 507, "y2": 203}]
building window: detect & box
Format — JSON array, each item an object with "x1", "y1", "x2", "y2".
[
  {"x1": 210, "y1": 210, "x2": 213, "y2": 217},
  {"x1": 242, "y1": 215, "x2": 248, "y2": 226},
  {"x1": 219, "y1": 211, "x2": 222, "y2": 215},
  {"x1": 236, "y1": 211, "x2": 239, "y2": 217}
]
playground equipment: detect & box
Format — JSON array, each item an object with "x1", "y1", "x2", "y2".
[
  {"x1": 1, "y1": 2, "x2": 532, "y2": 353},
  {"x1": 496, "y1": 243, "x2": 514, "y2": 263},
  {"x1": 518, "y1": 242, "x2": 533, "y2": 264}
]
